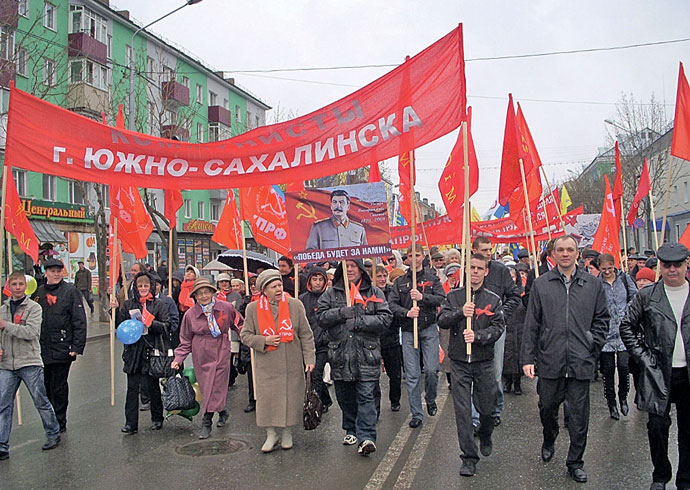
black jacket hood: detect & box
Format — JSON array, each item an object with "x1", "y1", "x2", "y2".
[{"x1": 332, "y1": 259, "x2": 371, "y2": 291}]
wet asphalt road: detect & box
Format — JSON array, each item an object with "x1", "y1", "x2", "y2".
[{"x1": 2, "y1": 335, "x2": 681, "y2": 490}]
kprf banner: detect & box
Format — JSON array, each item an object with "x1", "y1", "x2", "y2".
[
  {"x1": 286, "y1": 182, "x2": 391, "y2": 263},
  {"x1": 5, "y1": 26, "x2": 466, "y2": 190}
]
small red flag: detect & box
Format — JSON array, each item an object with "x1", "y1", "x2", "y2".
[
  {"x1": 679, "y1": 222, "x2": 690, "y2": 249},
  {"x1": 592, "y1": 176, "x2": 621, "y2": 267},
  {"x1": 499, "y1": 94, "x2": 534, "y2": 206},
  {"x1": 626, "y1": 158, "x2": 651, "y2": 227},
  {"x1": 671, "y1": 62, "x2": 690, "y2": 161},
  {"x1": 109, "y1": 186, "x2": 153, "y2": 259},
  {"x1": 164, "y1": 190, "x2": 183, "y2": 228},
  {"x1": 212, "y1": 190, "x2": 243, "y2": 250},
  {"x1": 4, "y1": 168, "x2": 39, "y2": 262},
  {"x1": 368, "y1": 162, "x2": 381, "y2": 183}
]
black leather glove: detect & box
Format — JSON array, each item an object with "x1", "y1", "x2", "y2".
[{"x1": 341, "y1": 306, "x2": 356, "y2": 319}]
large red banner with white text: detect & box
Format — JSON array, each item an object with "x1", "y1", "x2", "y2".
[{"x1": 5, "y1": 26, "x2": 466, "y2": 190}]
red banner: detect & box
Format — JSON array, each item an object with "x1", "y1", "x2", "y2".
[
  {"x1": 5, "y1": 27, "x2": 465, "y2": 190},
  {"x1": 212, "y1": 190, "x2": 243, "y2": 250},
  {"x1": 239, "y1": 186, "x2": 291, "y2": 257}
]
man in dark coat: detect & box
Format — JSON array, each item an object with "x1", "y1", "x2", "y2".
[
  {"x1": 620, "y1": 242, "x2": 690, "y2": 490},
  {"x1": 521, "y1": 235, "x2": 609, "y2": 483},
  {"x1": 33, "y1": 258, "x2": 87, "y2": 433},
  {"x1": 438, "y1": 253, "x2": 505, "y2": 477},
  {"x1": 74, "y1": 261, "x2": 94, "y2": 315},
  {"x1": 317, "y1": 259, "x2": 392, "y2": 456},
  {"x1": 278, "y1": 255, "x2": 307, "y2": 297},
  {"x1": 299, "y1": 266, "x2": 332, "y2": 410}
]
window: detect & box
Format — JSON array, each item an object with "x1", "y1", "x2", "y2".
[
  {"x1": 196, "y1": 122, "x2": 203, "y2": 143},
  {"x1": 12, "y1": 169, "x2": 26, "y2": 197},
  {"x1": 255, "y1": 115, "x2": 261, "y2": 128},
  {"x1": 125, "y1": 45, "x2": 132, "y2": 66},
  {"x1": 195, "y1": 84, "x2": 202, "y2": 104},
  {"x1": 197, "y1": 201, "x2": 204, "y2": 220},
  {"x1": 183, "y1": 199, "x2": 191, "y2": 218},
  {"x1": 103, "y1": 185, "x2": 109, "y2": 208},
  {"x1": 19, "y1": 0, "x2": 29, "y2": 17},
  {"x1": 162, "y1": 110, "x2": 175, "y2": 127},
  {"x1": 181, "y1": 76, "x2": 190, "y2": 88},
  {"x1": 43, "y1": 174, "x2": 56, "y2": 201},
  {"x1": 69, "y1": 5, "x2": 108, "y2": 44},
  {"x1": 107, "y1": 35, "x2": 112, "y2": 59},
  {"x1": 674, "y1": 185, "x2": 679, "y2": 207},
  {"x1": 16, "y1": 48, "x2": 27, "y2": 76},
  {"x1": 210, "y1": 202, "x2": 220, "y2": 222},
  {"x1": 246, "y1": 110, "x2": 252, "y2": 128},
  {"x1": 223, "y1": 98, "x2": 229, "y2": 110},
  {"x1": 69, "y1": 59, "x2": 108, "y2": 90},
  {"x1": 162, "y1": 64, "x2": 174, "y2": 82},
  {"x1": 235, "y1": 105, "x2": 241, "y2": 123},
  {"x1": 147, "y1": 56, "x2": 155, "y2": 75},
  {"x1": 208, "y1": 91, "x2": 217, "y2": 106},
  {"x1": 147, "y1": 101, "x2": 156, "y2": 135},
  {"x1": 43, "y1": 58, "x2": 56, "y2": 86},
  {"x1": 0, "y1": 27, "x2": 14, "y2": 61},
  {"x1": 677, "y1": 224, "x2": 681, "y2": 241},
  {"x1": 208, "y1": 122, "x2": 219, "y2": 142},
  {"x1": 69, "y1": 181, "x2": 84, "y2": 204},
  {"x1": 44, "y1": 2, "x2": 57, "y2": 31}
]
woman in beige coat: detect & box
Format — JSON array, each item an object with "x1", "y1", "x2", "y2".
[{"x1": 241, "y1": 269, "x2": 315, "y2": 453}]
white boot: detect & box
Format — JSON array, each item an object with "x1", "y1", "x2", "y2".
[
  {"x1": 261, "y1": 427, "x2": 279, "y2": 453},
  {"x1": 281, "y1": 427, "x2": 293, "y2": 450}
]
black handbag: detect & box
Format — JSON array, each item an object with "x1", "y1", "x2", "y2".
[
  {"x1": 146, "y1": 333, "x2": 176, "y2": 379},
  {"x1": 162, "y1": 374, "x2": 197, "y2": 411},
  {"x1": 303, "y1": 371, "x2": 323, "y2": 430}
]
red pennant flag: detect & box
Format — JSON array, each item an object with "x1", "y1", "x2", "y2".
[
  {"x1": 592, "y1": 175, "x2": 621, "y2": 267},
  {"x1": 671, "y1": 62, "x2": 690, "y2": 161},
  {"x1": 398, "y1": 151, "x2": 415, "y2": 189},
  {"x1": 4, "y1": 169, "x2": 39, "y2": 262},
  {"x1": 2, "y1": 280, "x2": 11, "y2": 297},
  {"x1": 109, "y1": 186, "x2": 153, "y2": 259},
  {"x1": 368, "y1": 162, "x2": 381, "y2": 183},
  {"x1": 679, "y1": 222, "x2": 690, "y2": 249},
  {"x1": 613, "y1": 141, "x2": 624, "y2": 219},
  {"x1": 516, "y1": 103, "x2": 543, "y2": 170},
  {"x1": 212, "y1": 190, "x2": 243, "y2": 250},
  {"x1": 438, "y1": 107, "x2": 479, "y2": 222},
  {"x1": 499, "y1": 94, "x2": 534, "y2": 206},
  {"x1": 626, "y1": 158, "x2": 651, "y2": 227},
  {"x1": 164, "y1": 190, "x2": 183, "y2": 229},
  {"x1": 116, "y1": 104, "x2": 125, "y2": 130},
  {"x1": 239, "y1": 186, "x2": 291, "y2": 256}
]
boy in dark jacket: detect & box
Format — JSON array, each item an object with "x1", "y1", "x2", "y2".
[
  {"x1": 438, "y1": 254, "x2": 505, "y2": 478},
  {"x1": 299, "y1": 267, "x2": 332, "y2": 410}
]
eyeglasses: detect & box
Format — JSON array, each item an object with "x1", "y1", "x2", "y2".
[
  {"x1": 661, "y1": 260, "x2": 685, "y2": 269},
  {"x1": 387, "y1": 257, "x2": 395, "y2": 261}
]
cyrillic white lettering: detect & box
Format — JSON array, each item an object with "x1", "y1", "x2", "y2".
[
  {"x1": 222, "y1": 158, "x2": 245, "y2": 175},
  {"x1": 246, "y1": 154, "x2": 268, "y2": 173},
  {"x1": 291, "y1": 145, "x2": 313, "y2": 167},
  {"x1": 53, "y1": 146, "x2": 66, "y2": 163},
  {"x1": 308, "y1": 113, "x2": 328, "y2": 130},
  {"x1": 268, "y1": 152, "x2": 289, "y2": 171},
  {"x1": 286, "y1": 124, "x2": 306, "y2": 138},
  {"x1": 144, "y1": 156, "x2": 167, "y2": 175},
  {"x1": 167, "y1": 158, "x2": 188, "y2": 177},
  {"x1": 258, "y1": 131, "x2": 283, "y2": 144},
  {"x1": 337, "y1": 130, "x2": 358, "y2": 156},
  {"x1": 204, "y1": 159, "x2": 224, "y2": 177},
  {"x1": 314, "y1": 138, "x2": 335, "y2": 163},
  {"x1": 84, "y1": 148, "x2": 114, "y2": 170},
  {"x1": 357, "y1": 124, "x2": 379, "y2": 148},
  {"x1": 402, "y1": 106, "x2": 423, "y2": 132},
  {"x1": 378, "y1": 114, "x2": 401, "y2": 141},
  {"x1": 110, "y1": 129, "x2": 129, "y2": 144},
  {"x1": 114, "y1": 152, "x2": 145, "y2": 174}
]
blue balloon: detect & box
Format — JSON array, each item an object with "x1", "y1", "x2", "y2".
[{"x1": 116, "y1": 319, "x2": 145, "y2": 345}]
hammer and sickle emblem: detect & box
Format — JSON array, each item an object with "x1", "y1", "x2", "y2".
[
  {"x1": 521, "y1": 135, "x2": 529, "y2": 154},
  {"x1": 296, "y1": 202, "x2": 317, "y2": 220}
]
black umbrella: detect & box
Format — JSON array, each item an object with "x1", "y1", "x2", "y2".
[{"x1": 216, "y1": 250, "x2": 277, "y2": 273}]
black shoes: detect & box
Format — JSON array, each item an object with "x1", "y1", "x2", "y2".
[
  {"x1": 649, "y1": 482, "x2": 666, "y2": 490},
  {"x1": 609, "y1": 404, "x2": 620, "y2": 420},
  {"x1": 459, "y1": 460, "x2": 476, "y2": 477},
  {"x1": 244, "y1": 401, "x2": 256, "y2": 413},
  {"x1": 42, "y1": 436, "x2": 60, "y2": 450},
  {"x1": 322, "y1": 402, "x2": 332, "y2": 414},
  {"x1": 427, "y1": 403, "x2": 438, "y2": 416},
  {"x1": 139, "y1": 402, "x2": 151, "y2": 412},
  {"x1": 568, "y1": 467, "x2": 588, "y2": 483},
  {"x1": 479, "y1": 437, "x2": 493, "y2": 457},
  {"x1": 541, "y1": 444, "x2": 554, "y2": 462},
  {"x1": 151, "y1": 421, "x2": 163, "y2": 430},
  {"x1": 59, "y1": 426, "x2": 67, "y2": 433},
  {"x1": 217, "y1": 411, "x2": 228, "y2": 427},
  {"x1": 409, "y1": 417, "x2": 422, "y2": 428},
  {"x1": 0, "y1": 451, "x2": 8, "y2": 460},
  {"x1": 493, "y1": 416, "x2": 501, "y2": 426},
  {"x1": 513, "y1": 382, "x2": 522, "y2": 395},
  {"x1": 121, "y1": 425, "x2": 138, "y2": 435},
  {"x1": 391, "y1": 403, "x2": 401, "y2": 412},
  {"x1": 620, "y1": 399, "x2": 629, "y2": 416}
]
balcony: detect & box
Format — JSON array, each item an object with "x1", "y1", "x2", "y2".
[
  {"x1": 162, "y1": 80, "x2": 190, "y2": 108},
  {"x1": 68, "y1": 32, "x2": 107, "y2": 64},
  {"x1": 0, "y1": 0, "x2": 18, "y2": 29},
  {"x1": 208, "y1": 189, "x2": 227, "y2": 200},
  {"x1": 0, "y1": 59, "x2": 15, "y2": 88},
  {"x1": 161, "y1": 125, "x2": 190, "y2": 141},
  {"x1": 66, "y1": 82, "x2": 109, "y2": 119},
  {"x1": 208, "y1": 105, "x2": 232, "y2": 127}
]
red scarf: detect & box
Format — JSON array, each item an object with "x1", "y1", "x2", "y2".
[
  {"x1": 216, "y1": 289, "x2": 228, "y2": 302},
  {"x1": 257, "y1": 293, "x2": 293, "y2": 352},
  {"x1": 178, "y1": 280, "x2": 195, "y2": 311},
  {"x1": 350, "y1": 281, "x2": 384, "y2": 308}
]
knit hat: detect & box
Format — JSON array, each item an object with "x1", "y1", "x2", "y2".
[
  {"x1": 444, "y1": 263, "x2": 461, "y2": 277},
  {"x1": 256, "y1": 269, "x2": 282, "y2": 292},
  {"x1": 190, "y1": 277, "x2": 217, "y2": 297},
  {"x1": 635, "y1": 267, "x2": 656, "y2": 283},
  {"x1": 388, "y1": 268, "x2": 406, "y2": 282},
  {"x1": 231, "y1": 278, "x2": 245, "y2": 286},
  {"x1": 216, "y1": 272, "x2": 232, "y2": 283}
]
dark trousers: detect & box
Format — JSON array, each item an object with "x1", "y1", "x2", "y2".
[
  {"x1": 600, "y1": 351, "x2": 629, "y2": 406},
  {"x1": 247, "y1": 363, "x2": 255, "y2": 403},
  {"x1": 43, "y1": 362, "x2": 72, "y2": 430},
  {"x1": 313, "y1": 351, "x2": 332, "y2": 406},
  {"x1": 334, "y1": 380, "x2": 377, "y2": 442},
  {"x1": 538, "y1": 377, "x2": 590, "y2": 469},
  {"x1": 648, "y1": 368, "x2": 690, "y2": 487},
  {"x1": 125, "y1": 373, "x2": 163, "y2": 428},
  {"x1": 79, "y1": 289, "x2": 94, "y2": 313},
  {"x1": 450, "y1": 359, "x2": 496, "y2": 464},
  {"x1": 381, "y1": 344, "x2": 402, "y2": 405}
]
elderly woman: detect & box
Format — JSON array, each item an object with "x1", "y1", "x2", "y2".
[
  {"x1": 172, "y1": 278, "x2": 243, "y2": 439},
  {"x1": 241, "y1": 269, "x2": 315, "y2": 453},
  {"x1": 116, "y1": 272, "x2": 171, "y2": 434}
]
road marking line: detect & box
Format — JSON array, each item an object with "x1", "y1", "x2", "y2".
[{"x1": 364, "y1": 417, "x2": 415, "y2": 490}]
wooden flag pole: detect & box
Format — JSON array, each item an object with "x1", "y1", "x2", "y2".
[
  {"x1": 118, "y1": 241, "x2": 128, "y2": 300},
  {"x1": 541, "y1": 195, "x2": 553, "y2": 241},
  {"x1": 521, "y1": 211, "x2": 536, "y2": 271},
  {"x1": 294, "y1": 263, "x2": 299, "y2": 298},
  {"x1": 659, "y1": 158, "x2": 674, "y2": 246},
  {"x1": 342, "y1": 260, "x2": 351, "y2": 306},
  {"x1": 461, "y1": 122, "x2": 472, "y2": 359},
  {"x1": 540, "y1": 166, "x2": 565, "y2": 229},
  {"x1": 110, "y1": 218, "x2": 118, "y2": 406},
  {"x1": 649, "y1": 190, "x2": 660, "y2": 251},
  {"x1": 238, "y1": 215, "x2": 256, "y2": 397},
  {"x1": 519, "y1": 159, "x2": 540, "y2": 278},
  {"x1": 167, "y1": 226, "x2": 173, "y2": 295},
  {"x1": 409, "y1": 149, "x2": 419, "y2": 350},
  {"x1": 620, "y1": 212, "x2": 629, "y2": 273},
  {"x1": 6, "y1": 231, "x2": 22, "y2": 425}
]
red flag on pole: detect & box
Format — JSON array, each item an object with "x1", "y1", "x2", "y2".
[
  {"x1": 239, "y1": 186, "x2": 291, "y2": 256},
  {"x1": 613, "y1": 141, "x2": 624, "y2": 219},
  {"x1": 164, "y1": 190, "x2": 183, "y2": 228},
  {"x1": 679, "y1": 222, "x2": 690, "y2": 249},
  {"x1": 438, "y1": 107, "x2": 479, "y2": 222},
  {"x1": 498, "y1": 94, "x2": 534, "y2": 206},
  {"x1": 516, "y1": 103, "x2": 543, "y2": 170},
  {"x1": 626, "y1": 158, "x2": 651, "y2": 227},
  {"x1": 109, "y1": 186, "x2": 153, "y2": 259},
  {"x1": 368, "y1": 162, "x2": 381, "y2": 183},
  {"x1": 671, "y1": 62, "x2": 690, "y2": 161},
  {"x1": 286, "y1": 181, "x2": 305, "y2": 192},
  {"x1": 212, "y1": 190, "x2": 243, "y2": 250},
  {"x1": 592, "y1": 175, "x2": 621, "y2": 267},
  {"x1": 4, "y1": 169, "x2": 39, "y2": 261}
]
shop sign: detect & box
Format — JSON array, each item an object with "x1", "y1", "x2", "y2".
[
  {"x1": 183, "y1": 219, "x2": 215, "y2": 233},
  {"x1": 21, "y1": 198, "x2": 92, "y2": 223}
]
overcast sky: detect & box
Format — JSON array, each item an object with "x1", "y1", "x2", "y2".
[{"x1": 115, "y1": 0, "x2": 690, "y2": 214}]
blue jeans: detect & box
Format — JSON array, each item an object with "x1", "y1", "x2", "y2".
[
  {"x1": 0, "y1": 366, "x2": 60, "y2": 452},
  {"x1": 402, "y1": 327, "x2": 440, "y2": 419},
  {"x1": 334, "y1": 380, "x2": 378, "y2": 442},
  {"x1": 472, "y1": 330, "x2": 505, "y2": 425}
]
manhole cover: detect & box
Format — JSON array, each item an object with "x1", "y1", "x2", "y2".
[{"x1": 176, "y1": 438, "x2": 248, "y2": 457}]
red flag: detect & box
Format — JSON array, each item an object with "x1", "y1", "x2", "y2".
[
  {"x1": 109, "y1": 186, "x2": 153, "y2": 259},
  {"x1": 438, "y1": 107, "x2": 479, "y2": 222},
  {"x1": 679, "y1": 222, "x2": 690, "y2": 249},
  {"x1": 499, "y1": 94, "x2": 534, "y2": 206},
  {"x1": 592, "y1": 176, "x2": 620, "y2": 267},
  {"x1": 212, "y1": 190, "x2": 243, "y2": 250},
  {"x1": 516, "y1": 103, "x2": 543, "y2": 170},
  {"x1": 671, "y1": 62, "x2": 690, "y2": 161},
  {"x1": 286, "y1": 181, "x2": 305, "y2": 192},
  {"x1": 368, "y1": 162, "x2": 381, "y2": 183},
  {"x1": 626, "y1": 158, "x2": 651, "y2": 227},
  {"x1": 164, "y1": 190, "x2": 183, "y2": 228},
  {"x1": 398, "y1": 152, "x2": 415, "y2": 189},
  {"x1": 239, "y1": 186, "x2": 291, "y2": 256},
  {"x1": 4, "y1": 169, "x2": 39, "y2": 262},
  {"x1": 613, "y1": 141, "x2": 623, "y2": 219},
  {"x1": 508, "y1": 169, "x2": 542, "y2": 221},
  {"x1": 116, "y1": 104, "x2": 125, "y2": 130}
]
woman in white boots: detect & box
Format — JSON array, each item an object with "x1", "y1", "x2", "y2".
[{"x1": 241, "y1": 269, "x2": 315, "y2": 452}]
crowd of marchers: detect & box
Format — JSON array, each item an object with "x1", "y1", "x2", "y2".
[{"x1": 0, "y1": 238, "x2": 688, "y2": 490}]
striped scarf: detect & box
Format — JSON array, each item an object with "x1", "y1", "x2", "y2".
[{"x1": 201, "y1": 299, "x2": 221, "y2": 338}]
